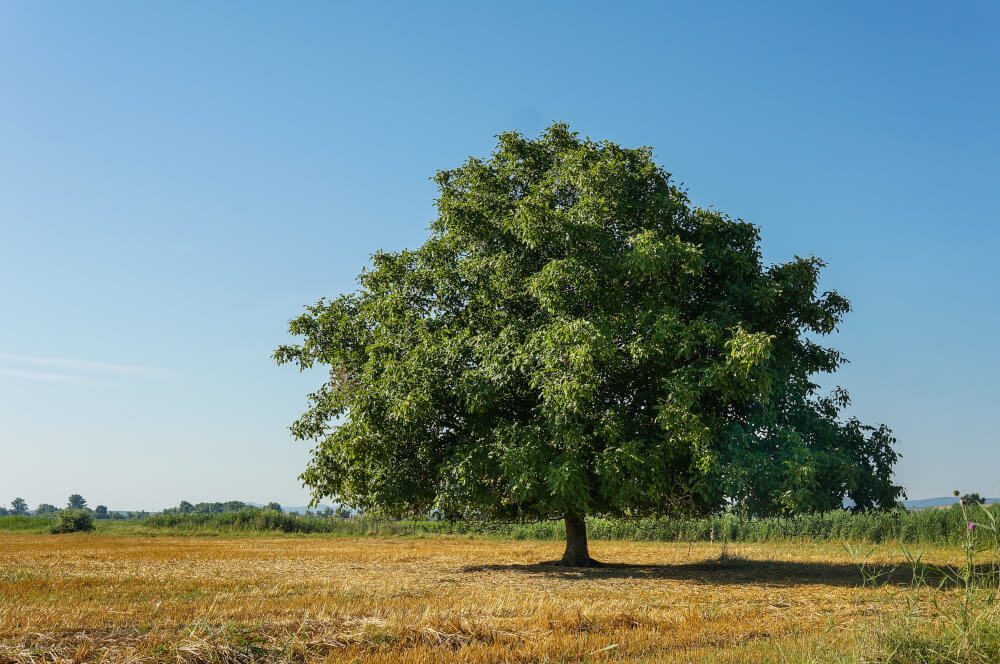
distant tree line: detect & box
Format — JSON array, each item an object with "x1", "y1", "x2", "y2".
[
  {"x1": 0, "y1": 497, "x2": 29, "y2": 516},
  {"x1": 0, "y1": 495, "x2": 117, "y2": 519},
  {"x1": 0, "y1": 495, "x2": 353, "y2": 519},
  {"x1": 962, "y1": 493, "x2": 988, "y2": 505},
  {"x1": 161, "y1": 500, "x2": 254, "y2": 515},
  {"x1": 160, "y1": 500, "x2": 352, "y2": 518}
]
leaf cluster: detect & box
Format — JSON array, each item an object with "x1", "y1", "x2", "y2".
[{"x1": 276, "y1": 124, "x2": 902, "y2": 520}]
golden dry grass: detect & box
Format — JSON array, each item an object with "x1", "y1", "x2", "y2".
[{"x1": 0, "y1": 533, "x2": 965, "y2": 663}]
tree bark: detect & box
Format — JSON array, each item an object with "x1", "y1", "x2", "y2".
[{"x1": 559, "y1": 512, "x2": 598, "y2": 566}]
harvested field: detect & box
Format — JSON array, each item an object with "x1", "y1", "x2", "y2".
[{"x1": 0, "y1": 534, "x2": 960, "y2": 663}]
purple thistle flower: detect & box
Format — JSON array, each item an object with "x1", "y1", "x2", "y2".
[{"x1": 969, "y1": 523, "x2": 977, "y2": 531}]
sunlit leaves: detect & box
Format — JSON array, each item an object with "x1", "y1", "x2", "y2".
[{"x1": 276, "y1": 123, "x2": 901, "y2": 521}]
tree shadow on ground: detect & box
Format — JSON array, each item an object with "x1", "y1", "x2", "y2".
[{"x1": 461, "y1": 556, "x2": 991, "y2": 588}]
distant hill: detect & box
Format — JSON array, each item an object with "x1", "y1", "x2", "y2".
[{"x1": 903, "y1": 496, "x2": 1000, "y2": 509}]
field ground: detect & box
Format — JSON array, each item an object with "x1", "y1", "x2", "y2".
[{"x1": 0, "y1": 533, "x2": 966, "y2": 663}]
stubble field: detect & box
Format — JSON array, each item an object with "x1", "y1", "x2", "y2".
[{"x1": 0, "y1": 533, "x2": 958, "y2": 663}]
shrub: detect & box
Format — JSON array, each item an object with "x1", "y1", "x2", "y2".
[{"x1": 51, "y1": 508, "x2": 94, "y2": 533}]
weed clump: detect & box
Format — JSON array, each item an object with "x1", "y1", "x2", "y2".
[{"x1": 852, "y1": 492, "x2": 1000, "y2": 663}]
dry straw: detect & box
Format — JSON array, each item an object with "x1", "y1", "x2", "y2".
[{"x1": 0, "y1": 533, "x2": 970, "y2": 663}]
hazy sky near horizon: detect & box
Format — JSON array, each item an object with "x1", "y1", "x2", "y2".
[{"x1": 2, "y1": 2, "x2": 998, "y2": 510}]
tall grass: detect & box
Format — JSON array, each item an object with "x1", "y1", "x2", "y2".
[
  {"x1": 2, "y1": 506, "x2": 989, "y2": 544},
  {"x1": 0, "y1": 515, "x2": 56, "y2": 533},
  {"x1": 586, "y1": 507, "x2": 983, "y2": 545},
  {"x1": 845, "y1": 498, "x2": 1000, "y2": 663}
]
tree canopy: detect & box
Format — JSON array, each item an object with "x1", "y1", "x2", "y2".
[
  {"x1": 10, "y1": 498, "x2": 28, "y2": 516},
  {"x1": 162, "y1": 500, "x2": 249, "y2": 515},
  {"x1": 276, "y1": 124, "x2": 902, "y2": 564},
  {"x1": 35, "y1": 504, "x2": 57, "y2": 517}
]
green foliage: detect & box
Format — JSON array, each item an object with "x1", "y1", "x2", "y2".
[
  {"x1": 10, "y1": 497, "x2": 28, "y2": 516},
  {"x1": 143, "y1": 508, "x2": 350, "y2": 534},
  {"x1": 0, "y1": 515, "x2": 56, "y2": 532},
  {"x1": 50, "y1": 508, "x2": 94, "y2": 533},
  {"x1": 585, "y1": 506, "x2": 994, "y2": 545},
  {"x1": 66, "y1": 494, "x2": 87, "y2": 510},
  {"x1": 94, "y1": 505, "x2": 109, "y2": 519},
  {"x1": 4, "y1": 506, "x2": 994, "y2": 546},
  {"x1": 845, "y1": 500, "x2": 1000, "y2": 664},
  {"x1": 162, "y1": 500, "x2": 249, "y2": 515},
  {"x1": 35, "y1": 503, "x2": 57, "y2": 516},
  {"x1": 265, "y1": 502, "x2": 282, "y2": 512},
  {"x1": 276, "y1": 124, "x2": 899, "y2": 522},
  {"x1": 962, "y1": 492, "x2": 987, "y2": 505},
  {"x1": 384, "y1": 506, "x2": 992, "y2": 546}
]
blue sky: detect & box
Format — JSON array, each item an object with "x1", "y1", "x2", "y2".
[{"x1": 2, "y1": 2, "x2": 998, "y2": 510}]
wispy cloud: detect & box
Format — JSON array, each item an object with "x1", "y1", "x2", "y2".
[
  {"x1": 0, "y1": 353, "x2": 171, "y2": 380},
  {"x1": 0, "y1": 368, "x2": 99, "y2": 385}
]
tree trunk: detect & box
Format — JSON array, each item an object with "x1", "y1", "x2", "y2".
[{"x1": 559, "y1": 512, "x2": 598, "y2": 566}]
